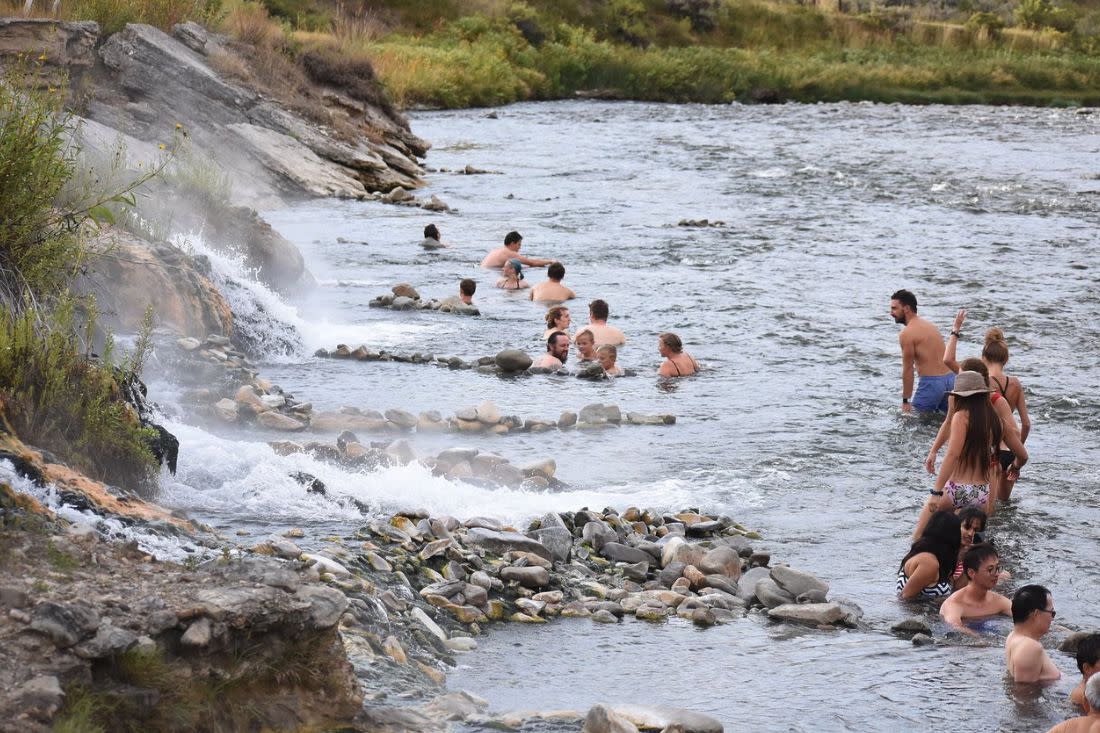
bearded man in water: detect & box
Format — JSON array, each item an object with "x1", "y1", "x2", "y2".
[{"x1": 890, "y1": 289, "x2": 955, "y2": 413}]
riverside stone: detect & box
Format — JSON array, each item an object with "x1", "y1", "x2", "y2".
[
  {"x1": 582, "y1": 704, "x2": 640, "y2": 733},
  {"x1": 754, "y1": 578, "x2": 795, "y2": 609},
  {"x1": 697, "y1": 546, "x2": 742, "y2": 579},
  {"x1": 214, "y1": 398, "x2": 238, "y2": 422},
  {"x1": 256, "y1": 411, "x2": 307, "y2": 431},
  {"x1": 891, "y1": 617, "x2": 933, "y2": 636},
  {"x1": 476, "y1": 400, "x2": 503, "y2": 425},
  {"x1": 583, "y1": 521, "x2": 619, "y2": 552},
  {"x1": 495, "y1": 349, "x2": 533, "y2": 372},
  {"x1": 768, "y1": 602, "x2": 845, "y2": 626},
  {"x1": 770, "y1": 566, "x2": 829, "y2": 599},
  {"x1": 558, "y1": 411, "x2": 578, "y2": 428},
  {"x1": 29, "y1": 601, "x2": 100, "y2": 648},
  {"x1": 302, "y1": 553, "x2": 351, "y2": 577},
  {"x1": 737, "y1": 566, "x2": 771, "y2": 603},
  {"x1": 500, "y1": 566, "x2": 550, "y2": 588},
  {"x1": 591, "y1": 609, "x2": 619, "y2": 624},
  {"x1": 465, "y1": 528, "x2": 552, "y2": 562},
  {"x1": 181, "y1": 617, "x2": 213, "y2": 647},
  {"x1": 599, "y1": 542, "x2": 652, "y2": 566},
  {"x1": 384, "y1": 408, "x2": 418, "y2": 429},
  {"x1": 530, "y1": 526, "x2": 573, "y2": 563},
  {"x1": 410, "y1": 606, "x2": 447, "y2": 643},
  {"x1": 579, "y1": 403, "x2": 622, "y2": 424},
  {"x1": 392, "y1": 283, "x2": 419, "y2": 299},
  {"x1": 608, "y1": 705, "x2": 723, "y2": 733}
]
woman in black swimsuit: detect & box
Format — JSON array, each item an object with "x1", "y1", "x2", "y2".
[
  {"x1": 657, "y1": 332, "x2": 699, "y2": 377},
  {"x1": 982, "y1": 327, "x2": 1030, "y2": 500}
]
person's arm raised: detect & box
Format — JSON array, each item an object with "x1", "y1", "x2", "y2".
[{"x1": 943, "y1": 308, "x2": 965, "y2": 373}]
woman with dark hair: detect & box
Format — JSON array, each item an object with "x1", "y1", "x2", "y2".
[
  {"x1": 898, "y1": 510, "x2": 961, "y2": 599},
  {"x1": 542, "y1": 306, "x2": 571, "y2": 342},
  {"x1": 934, "y1": 371, "x2": 1003, "y2": 514}
]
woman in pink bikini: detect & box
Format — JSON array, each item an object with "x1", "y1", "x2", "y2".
[{"x1": 932, "y1": 370, "x2": 1005, "y2": 515}]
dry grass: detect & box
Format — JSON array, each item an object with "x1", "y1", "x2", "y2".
[{"x1": 220, "y1": 0, "x2": 287, "y2": 48}]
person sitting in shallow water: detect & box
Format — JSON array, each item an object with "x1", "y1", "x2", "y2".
[
  {"x1": 530, "y1": 262, "x2": 576, "y2": 302},
  {"x1": 597, "y1": 344, "x2": 622, "y2": 376},
  {"x1": 1070, "y1": 633, "x2": 1100, "y2": 710},
  {"x1": 543, "y1": 305, "x2": 571, "y2": 342},
  {"x1": 496, "y1": 258, "x2": 530, "y2": 290},
  {"x1": 939, "y1": 544, "x2": 1011, "y2": 635},
  {"x1": 574, "y1": 329, "x2": 597, "y2": 363},
  {"x1": 532, "y1": 331, "x2": 569, "y2": 370},
  {"x1": 897, "y1": 510, "x2": 960, "y2": 600},
  {"x1": 658, "y1": 332, "x2": 699, "y2": 377}
]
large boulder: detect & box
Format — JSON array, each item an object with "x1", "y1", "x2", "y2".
[
  {"x1": 770, "y1": 566, "x2": 829, "y2": 599},
  {"x1": 496, "y1": 349, "x2": 533, "y2": 373},
  {"x1": 463, "y1": 528, "x2": 552, "y2": 562},
  {"x1": 767, "y1": 602, "x2": 845, "y2": 626}
]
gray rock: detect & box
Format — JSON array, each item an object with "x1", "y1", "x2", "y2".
[
  {"x1": 454, "y1": 406, "x2": 478, "y2": 422},
  {"x1": 495, "y1": 349, "x2": 533, "y2": 372},
  {"x1": 582, "y1": 521, "x2": 618, "y2": 552},
  {"x1": 298, "y1": 585, "x2": 348, "y2": 628},
  {"x1": 256, "y1": 411, "x2": 307, "y2": 431},
  {"x1": 391, "y1": 296, "x2": 416, "y2": 310},
  {"x1": 0, "y1": 584, "x2": 29, "y2": 608},
  {"x1": 444, "y1": 636, "x2": 478, "y2": 652},
  {"x1": 767, "y1": 602, "x2": 845, "y2": 626},
  {"x1": 891, "y1": 617, "x2": 933, "y2": 636},
  {"x1": 181, "y1": 617, "x2": 213, "y2": 647},
  {"x1": 579, "y1": 403, "x2": 622, "y2": 424},
  {"x1": 576, "y1": 362, "x2": 607, "y2": 380},
  {"x1": 463, "y1": 583, "x2": 489, "y2": 607},
  {"x1": 73, "y1": 624, "x2": 139, "y2": 659},
  {"x1": 558, "y1": 411, "x2": 578, "y2": 428},
  {"x1": 600, "y1": 542, "x2": 653, "y2": 566},
  {"x1": 702, "y1": 575, "x2": 740, "y2": 597},
  {"x1": 692, "y1": 607, "x2": 718, "y2": 627},
  {"x1": 29, "y1": 601, "x2": 100, "y2": 648},
  {"x1": 464, "y1": 527, "x2": 552, "y2": 562},
  {"x1": 266, "y1": 535, "x2": 302, "y2": 560},
  {"x1": 384, "y1": 439, "x2": 417, "y2": 465},
  {"x1": 606, "y1": 704, "x2": 724, "y2": 733},
  {"x1": 475, "y1": 400, "x2": 503, "y2": 425},
  {"x1": 500, "y1": 566, "x2": 550, "y2": 588},
  {"x1": 657, "y1": 562, "x2": 687, "y2": 588},
  {"x1": 912, "y1": 633, "x2": 935, "y2": 646},
  {"x1": 530, "y1": 526, "x2": 572, "y2": 563},
  {"x1": 13, "y1": 675, "x2": 64, "y2": 722},
  {"x1": 410, "y1": 606, "x2": 448, "y2": 643},
  {"x1": 754, "y1": 577, "x2": 795, "y2": 609},
  {"x1": 621, "y1": 562, "x2": 650, "y2": 582},
  {"x1": 522, "y1": 459, "x2": 557, "y2": 479},
  {"x1": 583, "y1": 704, "x2": 640, "y2": 733},
  {"x1": 384, "y1": 408, "x2": 418, "y2": 429},
  {"x1": 469, "y1": 571, "x2": 492, "y2": 590},
  {"x1": 697, "y1": 546, "x2": 742, "y2": 579},
  {"x1": 770, "y1": 566, "x2": 829, "y2": 599}
]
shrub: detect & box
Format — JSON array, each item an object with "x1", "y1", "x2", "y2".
[
  {"x1": 1015, "y1": 0, "x2": 1076, "y2": 31},
  {"x1": 66, "y1": 0, "x2": 222, "y2": 35},
  {"x1": 221, "y1": 0, "x2": 287, "y2": 48}
]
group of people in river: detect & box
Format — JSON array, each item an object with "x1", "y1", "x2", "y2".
[
  {"x1": 426, "y1": 226, "x2": 699, "y2": 378},
  {"x1": 890, "y1": 289, "x2": 1097, "y2": 729}
]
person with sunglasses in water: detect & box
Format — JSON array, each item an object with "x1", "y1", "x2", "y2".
[{"x1": 1006, "y1": 584, "x2": 1063, "y2": 683}]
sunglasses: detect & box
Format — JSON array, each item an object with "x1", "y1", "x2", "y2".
[{"x1": 1037, "y1": 608, "x2": 1057, "y2": 619}]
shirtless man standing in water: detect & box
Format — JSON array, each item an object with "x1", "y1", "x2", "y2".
[
  {"x1": 1006, "y1": 584, "x2": 1063, "y2": 684},
  {"x1": 940, "y1": 545, "x2": 1011, "y2": 634},
  {"x1": 891, "y1": 289, "x2": 955, "y2": 413}
]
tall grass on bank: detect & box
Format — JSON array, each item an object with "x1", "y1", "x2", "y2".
[{"x1": 0, "y1": 68, "x2": 160, "y2": 487}]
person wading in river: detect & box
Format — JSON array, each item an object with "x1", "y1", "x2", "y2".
[
  {"x1": 530, "y1": 262, "x2": 576, "y2": 302},
  {"x1": 1071, "y1": 634, "x2": 1100, "y2": 710},
  {"x1": 583, "y1": 299, "x2": 626, "y2": 347},
  {"x1": 1006, "y1": 584, "x2": 1063, "y2": 684},
  {"x1": 891, "y1": 289, "x2": 954, "y2": 413},
  {"x1": 1046, "y1": 674, "x2": 1100, "y2": 732},
  {"x1": 940, "y1": 544, "x2": 1011, "y2": 634},
  {"x1": 481, "y1": 230, "x2": 557, "y2": 269}
]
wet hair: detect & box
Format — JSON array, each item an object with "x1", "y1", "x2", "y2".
[
  {"x1": 597, "y1": 344, "x2": 617, "y2": 360},
  {"x1": 954, "y1": 392, "x2": 1002, "y2": 481},
  {"x1": 1076, "y1": 633, "x2": 1100, "y2": 674},
  {"x1": 659, "y1": 332, "x2": 683, "y2": 354},
  {"x1": 545, "y1": 306, "x2": 568, "y2": 329},
  {"x1": 547, "y1": 262, "x2": 565, "y2": 280},
  {"x1": 424, "y1": 224, "x2": 440, "y2": 240},
  {"x1": 459, "y1": 278, "x2": 476, "y2": 297},
  {"x1": 575, "y1": 329, "x2": 594, "y2": 345},
  {"x1": 959, "y1": 357, "x2": 989, "y2": 383},
  {"x1": 962, "y1": 543, "x2": 998, "y2": 578},
  {"x1": 982, "y1": 327, "x2": 1009, "y2": 365},
  {"x1": 900, "y1": 510, "x2": 961, "y2": 584},
  {"x1": 504, "y1": 230, "x2": 522, "y2": 246},
  {"x1": 1012, "y1": 584, "x2": 1052, "y2": 624},
  {"x1": 958, "y1": 507, "x2": 988, "y2": 533},
  {"x1": 546, "y1": 331, "x2": 567, "y2": 351},
  {"x1": 1087, "y1": 673, "x2": 1100, "y2": 711},
  {"x1": 589, "y1": 299, "x2": 609, "y2": 320},
  {"x1": 891, "y1": 289, "x2": 918, "y2": 312}
]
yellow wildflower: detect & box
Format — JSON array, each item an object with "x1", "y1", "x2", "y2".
[
  {"x1": 158, "y1": 144, "x2": 166, "y2": 150},
  {"x1": 37, "y1": 53, "x2": 47, "y2": 61},
  {"x1": 175, "y1": 123, "x2": 183, "y2": 130}
]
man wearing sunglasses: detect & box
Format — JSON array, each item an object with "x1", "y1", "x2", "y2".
[
  {"x1": 1007, "y1": 583, "x2": 1064, "y2": 683},
  {"x1": 940, "y1": 544, "x2": 1011, "y2": 635}
]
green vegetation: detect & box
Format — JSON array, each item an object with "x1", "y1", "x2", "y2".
[
  {"x1": 0, "y1": 67, "x2": 162, "y2": 488},
  {"x1": 46, "y1": 540, "x2": 80, "y2": 572}
]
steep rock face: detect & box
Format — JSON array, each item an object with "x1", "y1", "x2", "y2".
[
  {"x1": 78, "y1": 227, "x2": 234, "y2": 340},
  {"x1": 89, "y1": 22, "x2": 425, "y2": 203},
  {"x1": 0, "y1": 18, "x2": 97, "y2": 92}
]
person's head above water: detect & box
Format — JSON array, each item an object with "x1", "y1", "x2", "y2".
[
  {"x1": 960, "y1": 357, "x2": 989, "y2": 383},
  {"x1": 546, "y1": 331, "x2": 569, "y2": 363},
  {"x1": 961, "y1": 543, "x2": 1000, "y2": 587},
  {"x1": 983, "y1": 327, "x2": 1010, "y2": 365},
  {"x1": 1086, "y1": 672, "x2": 1100, "y2": 711},
  {"x1": 1076, "y1": 633, "x2": 1100, "y2": 676},
  {"x1": 545, "y1": 305, "x2": 569, "y2": 329},
  {"x1": 659, "y1": 332, "x2": 683, "y2": 354},
  {"x1": 459, "y1": 278, "x2": 476, "y2": 298},
  {"x1": 503, "y1": 258, "x2": 524, "y2": 280},
  {"x1": 597, "y1": 344, "x2": 617, "y2": 371},
  {"x1": 901, "y1": 510, "x2": 961, "y2": 583},
  {"x1": 958, "y1": 507, "x2": 988, "y2": 547},
  {"x1": 589, "y1": 299, "x2": 609, "y2": 322},
  {"x1": 1012, "y1": 584, "x2": 1054, "y2": 626},
  {"x1": 504, "y1": 230, "x2": 523, "y2": 250},
  {"x1": 575, "y1": 329, "x2": 596, "y2": 358},
  {"x1": 890, "y1": 289, "x2": 918, "y2": 324},
  {"x1": 547, "y1": 262, "x2": 565, "y2": 281},
  {"x1": 424, "y1": 224, "x2": 440, "y2": 241}
]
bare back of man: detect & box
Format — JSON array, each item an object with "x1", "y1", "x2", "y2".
[
  {"x1": 530, "y1": 281, "x2": 575, "y2": 302},
  {"x1": 892, "y1": 290, "x2": 954, "y2": 412},
  {"x1": 585, "y1": 323, "x2": 626, "y2": 347},
  {"x1": 1045, "y1": 715, "x2": 1100, "y2": 733},
  {"x1": 1007, "y1": 632, "x2": 1063, "y2": 683}
]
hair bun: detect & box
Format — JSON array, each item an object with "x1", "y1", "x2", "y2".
[{"x1": 984, "y1": 327, "x2": 1005, "y2": 346}]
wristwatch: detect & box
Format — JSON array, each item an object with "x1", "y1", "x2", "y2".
[{"x1": 902, "y1": 398, "x2": 910, "y2": 404}]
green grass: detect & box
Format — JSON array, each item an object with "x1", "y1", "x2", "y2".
[{"x1": 46, "y1": 541, "x2": 80, "y2": 573}]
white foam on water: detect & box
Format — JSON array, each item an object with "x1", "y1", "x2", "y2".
[
  {"x1": 750, "y1": 167, "x2": 790, "y2": 179},
  {"x1": 159, "y1": 419, "x2": 699, "y2": 526},
  {"x1": 0, "y1": 460, "x2": 207, "y2": 562}
]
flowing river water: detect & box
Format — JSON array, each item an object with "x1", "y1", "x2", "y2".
[{"x1": 148, "y1": 101, "x2": 1098, "y2": 731}]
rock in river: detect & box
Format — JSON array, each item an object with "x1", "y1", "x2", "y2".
[
  {"x1": 464, "y1": 528, "x2": 552, "y2": 562},
  {"x1": 496, "y1": 348, "x2": 533, "y2": 372}
]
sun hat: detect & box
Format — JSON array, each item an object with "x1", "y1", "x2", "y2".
[
  {"x1": 507, "y1": 258, "x2": 524, "y2": 279},
  {"x1": 949, "y1": 371, "x2": 990, "y2": 397}
]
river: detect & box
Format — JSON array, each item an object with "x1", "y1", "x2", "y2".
[{"x1": 155, "y1": 100, "x2": 1099, "y2": 731}]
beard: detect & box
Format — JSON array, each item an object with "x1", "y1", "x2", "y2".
[
  {"x1": 558, "y1": 352, "x2": 568, "y2": 365},
  {"x1": 893, "y1": 314, "x2": 906, "y2": 324}
]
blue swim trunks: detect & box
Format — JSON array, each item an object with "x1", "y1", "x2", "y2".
[{"x1": 912, "y1": 373, "x2": 955, "y2": 413}]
